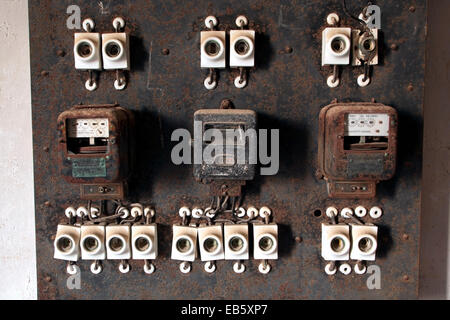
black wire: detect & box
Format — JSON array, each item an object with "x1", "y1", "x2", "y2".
[
  {"x1": 231, "y1": 197, "x2": 236, "y2": 217},
  {"x1": 342, "y1": 0, "x2": 370, "y2": 32}
]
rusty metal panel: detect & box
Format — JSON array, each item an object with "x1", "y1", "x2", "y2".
[{"x1": 30, "y1": 0, "x2": 426, "y2": 299}]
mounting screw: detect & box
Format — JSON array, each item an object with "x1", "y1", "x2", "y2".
[
  {"x1": 41, "y1": 70, "x2": 49, "y2": 77},
  {"x1": 43, "y1": 146, "x2": 50, "y2": 152},
  {"x1": 56, "y1": 49, "x2": 66, "y2": 57},
  {"x1": 44, "y1": 276, "x2": 52, "y2": 283},
  {"x1": 285, "y1": 46, "x2": 293, "y2": 54},
  {"x1": 220, "y1": 99, "x2": 234, "y2": 109},
  {"x1": 390, "y1": 43, "x2": 398, "y2": 51},
  {"x1": 402, "y1": 275, "x2": 410, "y2": 282},
  {"x1": 409, "y1": 6, "x2": 416, "y2": 13},
  {"x1": 162, "y1": 48, "x2": 170, "y2": 55},
  {"x1": 402, "y1": 234, "x2": 409, "y2": 240},
  {"x1": 407, "y1": 84, "x2": 414, "y2": 92},
  {"x1": 295, "y1": 236, "x2": 302, "y2": 243},
  {"x1": 44, "y1": 201, "x2": 51, "y2": 207}
]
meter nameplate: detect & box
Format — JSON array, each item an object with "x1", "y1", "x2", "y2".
[{"x1": 72, "y1": 158, "x2": 107, "y2": 178}]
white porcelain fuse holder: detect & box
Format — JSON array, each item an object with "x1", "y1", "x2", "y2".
[
  {"x1": 230, "y1": 15, "x2": 255, "y2": 89},
  {"x1": 198, "y1": 224, "x2": 224, "y2": 273},
  {"x1": 74, "y1": 18, "x2": 101, "y2": 91},
  {"x1": 171, "y1": 225, "x2": 198, "y2": 262},
  {"x1": 198, "y1": 224, "x2": 225, "y2": 262},
  {"x1": 321, "y1": 223, "x2": 351, "y2": 261},
  {"x1": 54, "y1": 224, "x2": 81, "y2": 262},
  {"x1": 201, "y1": 16, "x2": 225, "y2": 90},
  {"x1": 74, "y1": 34, "x2": 102, "y2": 70},
  {"x1": 80, "y1": 224, "x2": 106, "y2": 274},
  {"x1": 201, "y1": 31, "x2": 226, "y2": 69},
  {"x1": 224, "y1": 223, "x2": 249, "y2": 261},
  {"x1": 80, "y1": 224, "x2": 106, "y2": 261},
  {"x1": 350, "y1": 224, "x2": 378, "y2": 261},
  {"x1": 105, "y1": 224, "x2": 131, "y2": 260},
  {"x1": 321, "y1": 24, "x2": 351, "y2": 88},
  {"x1": 322, "y1": 27, "x2": 352, "y2": 66},
  {"x1": 104, "y1": 17, "x2": 129, "y2": 91},
  {"x1": 230, "y1": 30, "x2": 255, "y2": 68},
  {"x1": 102, "y1": 32, "x2": 130, "y2": 71},
  {"x1": 131, "y1": 224, "x2": 158, "y2": 260},
  {"x1": 253, "y1": 223, "x2": 278, "y2": 260}
]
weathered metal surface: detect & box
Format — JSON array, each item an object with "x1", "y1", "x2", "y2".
[{"x1": 30, "y1": 0, "x2": 426, "y2": 299}]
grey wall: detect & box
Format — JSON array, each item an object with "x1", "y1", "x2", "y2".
[
  {"x1": 419, "y1": 0, "x2": 450, "y2": 300},
  {"x1": 0, "y1": 0, "x2": 447, "y2": 299}
]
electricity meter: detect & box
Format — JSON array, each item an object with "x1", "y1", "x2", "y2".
[
  {"x1": 193, "y1": 109, "x2": 257, "y2": 196},
  {"x1": 57, "y1": 104, "x2": 134, "y2": 200},
  {"x1": 317, "y1": 102, "x2": 398, "y2": 198}
]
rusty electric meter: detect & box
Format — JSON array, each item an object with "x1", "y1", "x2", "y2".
[
  {"x1": 317, "y1": 102, "x2": 398, "y2": 198},
  {"x1": 57, "y1": 104, "x2": 134, "y2": 200},
  {"x1": 193, "y1": 109, "x2": 257, "y2": 196}
]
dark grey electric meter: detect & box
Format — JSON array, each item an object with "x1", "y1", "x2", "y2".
[{"x1": 193, "y1": 109, "x2": 257, "y2": 196}]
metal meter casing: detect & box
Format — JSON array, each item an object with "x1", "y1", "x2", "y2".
[
  {"x1": 57, "y1": 104, "x2": 134, "y2": 199},
  {"x1": 317, "y1": 102, "x2": 398, "y2": 198},
  {"x1": 193, "y1": 109, "x2": 257, "y2": 182}
]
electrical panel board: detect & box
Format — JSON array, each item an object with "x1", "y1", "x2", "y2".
[{"x1": 30, "y1": 0, "x2": 426, "y2": 299}]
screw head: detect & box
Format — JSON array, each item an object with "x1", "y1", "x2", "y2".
[
  {"x1": 402, "y1": 234, "x2": 409, "y2": 240},
  {"x1": 56, "y1": 49, "x2": 66, "y2": 57},
  {"x1": 407, "y1": 84, "x2": 414, "y2": 92},
  {"x1": 409, "y1": 6, "x2": 416, "y2": 13},
  {"x1": 295, "y1": 236, "x2": 302, "y2": 243},
  {"x1": 219, "y1": 99, "x2": 233, "y2": 109},
  {"x1": 390, "y1": 43, "x2": 398, "y2": 51},
  {"x1": 402, "y1": 275, "x2": 410, "y2": 282},
  {"x1": 162, "y1": 48, "x2": 170, "y2": 55},
  {"x1": 285, "y1": 46, "x2": 293, "y2": 54},
  {"x1": 40, "y1": 70, "x2": 49, "y2": 77},
  {"x1": 44, "y1": 276, "x2": 52, "y2": 283}
]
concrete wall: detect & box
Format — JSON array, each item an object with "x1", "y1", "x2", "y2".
[
  {"x1": 0, "y1": 0, "x2": 36, "y2": 300},
  {"x1": 0, "y1": 0, "x2": 447, "y2": 299}
]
